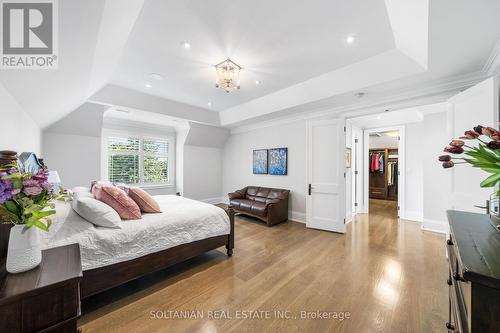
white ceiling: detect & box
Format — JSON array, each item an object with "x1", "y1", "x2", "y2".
[
  {"x1": 111, "y1": 0, "x2": 396, "y2": 111},
  {"x1": 348, "y1": 108, "x2": 423, "y2": 129},
  {"x1": 1, "y1": 0, "x2": 500, "y2": 130}
]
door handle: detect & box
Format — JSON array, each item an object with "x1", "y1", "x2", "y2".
[{"x1": 308, "y1": 184, "x2": 312, "y2": 195}]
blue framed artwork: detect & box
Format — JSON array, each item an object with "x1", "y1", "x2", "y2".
[
  {"x1": 269, "y1": 148, "x2": 288, "y2": 175},
  {"x1": 253, "y1": 149, "x2": 268, "y2": 174}
]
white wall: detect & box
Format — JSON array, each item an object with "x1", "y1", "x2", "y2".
[
  {"x1": 422, "y1": 111, "x2": 451, "y2": 233},
  {"x1": 176, "y1": 123, "x2": 228, "y2": 201},
  {"x1": 0, "y1": 84, "x2": 41, "y2": 155},
  {"x1": 42, "y1": 133, "x2": 101, "y2": 189},
  {"x1": 222, "y1": 121, "x2": 307, "y2": 221},
  {"x1": 405, "y1": 122, "x2": 424, "y2": 221},
  {"x1": 183, "y1": 146, "x2": 223, "y2": 201}
]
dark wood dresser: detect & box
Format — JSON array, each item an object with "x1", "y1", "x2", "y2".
[
  {"x1": 0, "y1": 244, "x2": 82, "y2": 332},
  {"x1": 446, "y1": 210, "x2": 500, "y2": 332}
]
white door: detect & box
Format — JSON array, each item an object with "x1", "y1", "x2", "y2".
[
  {"x1": 306, "y1": 118, "x2": 346, "y2": 233},
  {"x1": 447, "y1": 77, "x2": 499, "y2": 212}
]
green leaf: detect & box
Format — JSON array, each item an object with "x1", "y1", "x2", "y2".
[
  {"x1": 464, "y1": 147, "x2": 500, "y2": 164},
  {"x1": 33, "y1": 219, "x2": 49, "y2": 231},
  {"x1": 31, "y1": 209, "x2": 56, "y2": 219},
  {"x1": 12, "y1": 179, "x2": 23, "y2": 189},
  {"x1": 0, "y1": 205, "x2": 20, "y2": 224},
  {"x1": 4, "y1": 200, "x2": 19, "y2": 215},
  {"x1": 1, "y1": 172, "x2": 22, "y2": 180},
  {"x1": 480, "y1": 173, "x2": 500, "y2": 188}
]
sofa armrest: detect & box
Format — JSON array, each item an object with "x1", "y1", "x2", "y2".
[
  {"x1": 228, "y1": 188, "x2": 246, "y2": 200},
  {"x1": 267, "y1": 199, "x2": 289, "y2": 226},
  {"x1": 228, "y1": 192, "x2": 241, "y2": 200}
]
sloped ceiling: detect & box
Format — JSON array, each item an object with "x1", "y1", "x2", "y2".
[{"x1": 0, "y1": 0, "x2": 145, "y2": 128}]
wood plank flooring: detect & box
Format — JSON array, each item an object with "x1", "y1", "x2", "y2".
[{"x1": 79, "y1": 200, "x2": 448, "y2": 332}]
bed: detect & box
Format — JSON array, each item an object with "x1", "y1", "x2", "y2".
[{"x1": 1, "y1": 195, "x2": 234, "y2": 299}]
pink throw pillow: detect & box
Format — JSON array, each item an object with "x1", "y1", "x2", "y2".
[
  {"x1": 128, "y1": 187, "x2": 161, "y2": 213},
  {"x1": 93, "y1": 184, "x2": 141, "y2": 220}
]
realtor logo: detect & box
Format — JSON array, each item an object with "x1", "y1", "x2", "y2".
[{"x1": 1, "y1": 0, "x2": 58, "y2": 69}]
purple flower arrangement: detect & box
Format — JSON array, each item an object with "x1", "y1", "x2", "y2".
[
  {"x1": 0, "y1": 166, "x2": 70, "y2": 231},
  {"x1": 439, "y1": 125, "x2": 500, "y2": 196}
]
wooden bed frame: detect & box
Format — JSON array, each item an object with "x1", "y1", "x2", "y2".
[{"x1": 0, "y1": 206, "x2": 235, "y2": 299}]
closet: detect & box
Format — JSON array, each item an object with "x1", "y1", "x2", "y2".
[{"x1": 369, "y1": 148, "x2": 398, "y2": 201}]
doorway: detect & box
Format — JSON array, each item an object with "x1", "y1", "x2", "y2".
[{"x1": 363, "y1": 126, "x2": 405, "y2": 219}]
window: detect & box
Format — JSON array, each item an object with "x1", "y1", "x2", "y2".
[{"x1": 105, "y1": 132, "x2": 173, "y2": 187}]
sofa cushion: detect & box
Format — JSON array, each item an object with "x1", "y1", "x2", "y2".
[
  {"x1": 268, "y1": 189, "x2": 288, "y2": 200},
  {"x1": 256, "y1": 187, "x2": 270, "y2": 198},
  {"x1": 251, "y1": 201, "x2": 267, "y2": 216},
  {"x1": 246, "y1": 186, "x2": 259, "y2": 197},
  {"x1": 230, "y1": 198, "x2": 251, "y2": 210},
  {"x1": 239, "y1": 199, "x2": 253, "y2": 211},
  {"x1": 254, "y1": 196, "x2": 267, "y2": 203}
]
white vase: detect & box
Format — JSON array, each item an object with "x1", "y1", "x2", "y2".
[{"x1": 6, "y1": 225, "x2": 42, "y2": 274}]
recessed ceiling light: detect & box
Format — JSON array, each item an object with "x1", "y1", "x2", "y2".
[
  {"x1": 145, "y1": 84, "x2": 152, "y2": 88},
  {"x1": 149, "y1": 73, "x2": 164, "y2": 81},
  {"x1": 354, "y1": 92, "x2": 365, "y2": 98},
  {"x1": 346, "y1": 35, "x2": 356, "y2": 44},
  {"x1": 376, "y1": 115, "x2": 381, "y2": 120},
  {"x1": 207, "y1": 101, "x2": 212, "y2": 107},
  {"x1": 255, "y1": 80, "x2": 261, "y2": 85},
  {"x1": 180, "y1": 41, "x2": 191, "y2": 49}
]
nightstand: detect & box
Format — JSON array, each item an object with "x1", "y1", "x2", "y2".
[{"x1": 0, "y1": 243, "x2": 82, "y2": 332}]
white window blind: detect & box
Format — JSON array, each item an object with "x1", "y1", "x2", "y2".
[{"x1": 107, "y1": 135, "x2": 170, "y2": 185}]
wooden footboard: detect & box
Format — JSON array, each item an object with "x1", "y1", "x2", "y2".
[{"x1": 81, "y1": 205, "x2": 235, "y2": 299}]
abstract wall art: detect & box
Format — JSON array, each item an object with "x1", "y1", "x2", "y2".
[
  {"x1": 253, "y1": 149, "x2": 268, "y2": 174},
  {"x1": 268, "y1": 148, "x2": 288, "y2": 175}
]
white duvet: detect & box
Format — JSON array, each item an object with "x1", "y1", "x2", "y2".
[{"x1": 42, "y1": 195, "x2": 230, "y2": 270}]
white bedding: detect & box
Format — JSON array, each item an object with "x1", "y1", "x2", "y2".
[{"x1": 42, "y1": 195, "x2": 230, "y2": 270}]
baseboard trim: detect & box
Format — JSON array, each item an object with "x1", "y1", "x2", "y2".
[
  {"x1": 345, "y1": 213, "x2": 353, "y2": 224},
  {"x1": 421, "y1": 219, "x2": 449, "y2": 235},
  {"x1": 289, "y1": 211, "x2": 306, "y2": 224},
  {"x1": 200, "y1": 197, "x2": 225, "y2": 204},
  {"x1": 404, "y1": 210, "x2": 423, "y2": 222}
]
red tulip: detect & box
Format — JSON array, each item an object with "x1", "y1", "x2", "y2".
[
  {"x1": 482, "y1": 127, "x2": 497, "y2": 137},
  {"x1": 461, "y1": 130, "x2": 479, "y2": 139},
  {"x1": 444, "y1": 146, "x2": 464, "y2": 154},
  {"x1": 487, "y1": 141, "x2": 500, "y2": 150},
  {"x1": 449, "y1": 140, "x2": 464, "y2": 147},
  {"x1": 438, "y1": 155, "x2": 451, "y2": 162},
  {"x1": 473, "y1": 125, "x2": 484, "y2": 135},
  {"x1": 442, "y1": 161, "x2": 454, "y2": 168}
]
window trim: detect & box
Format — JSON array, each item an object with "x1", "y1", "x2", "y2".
[{"x1": 102, "y1": 129, "x2": 175, "y2": 188}]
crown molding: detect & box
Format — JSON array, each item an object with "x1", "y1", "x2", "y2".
[
  {"x1": 229, "y1": 70, "x2": 487, "y2": 134},
  {"x1": 482, "y1": 38, "x2": 500, "y2": 76}
]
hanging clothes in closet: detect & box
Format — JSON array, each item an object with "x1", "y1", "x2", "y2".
[
  {"x1": 370, "y1": 152, "x2": 383, "y2": 173},
  {"x1": 387, "y1": 161, "x2": 398, "y2": 186}
]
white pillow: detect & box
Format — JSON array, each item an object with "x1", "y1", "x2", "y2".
[
  {"x1": 72, "y1": 186, "x2": 93, "y2": 200},
  {"x1": 72, "y1": 197, "x2": 122, "y2": 229}
]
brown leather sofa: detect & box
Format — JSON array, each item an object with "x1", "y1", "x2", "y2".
[{"x1": 228, "y1": 186, "x2": 290, "y2": 226}]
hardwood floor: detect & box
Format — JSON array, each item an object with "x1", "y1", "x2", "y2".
[{"x1": 79, "y1": 201, "x2": 448, "y2": 333}]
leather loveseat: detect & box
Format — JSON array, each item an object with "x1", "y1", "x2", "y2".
[{"x1": 228, "y1": 186, "x2": 290, "y2": 226}]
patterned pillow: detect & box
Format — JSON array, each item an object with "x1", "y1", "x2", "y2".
[
  {"x1": 128, "y1": 187, "x2": 161, "y2": 213},
  {"x1": 92, "y1": 184, "x2": 141, "y2": 220}
]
